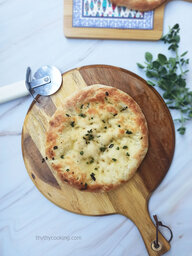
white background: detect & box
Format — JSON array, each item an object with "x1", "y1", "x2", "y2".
[{"x1": 0, "y1": 0, "x2": 192, "y2": 255}]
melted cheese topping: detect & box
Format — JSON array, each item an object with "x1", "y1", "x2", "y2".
[{"x1": 48, "y1": 91, "x2": 146, "y2": 187}]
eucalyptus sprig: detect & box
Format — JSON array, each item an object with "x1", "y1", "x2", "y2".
[{"x1": 137, "y1": 24, "x2": 192, "y2": 135}]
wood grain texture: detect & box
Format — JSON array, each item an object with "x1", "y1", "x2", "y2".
[
  {"x1": 64, "y1": 0, "x2": 165, "y2": 40},
  {"x1": 22, "y1": 65, "x2": 175, "y2": 256}
]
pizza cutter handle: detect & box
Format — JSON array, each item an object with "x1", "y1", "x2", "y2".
[
  {"x1": 0, "y1": 80, "x2": 29, "y2": 104},
  {"x1": 123, "y1": 201, "x2": 171, "y2": 256}
]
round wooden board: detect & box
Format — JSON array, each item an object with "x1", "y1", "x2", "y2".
[{"x1": 22, "y1": 65, "x2": 175, "y2": 256}]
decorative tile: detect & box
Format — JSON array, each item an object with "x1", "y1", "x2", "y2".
[{"x1": 73, "y1": 0, "x2": 154, "y2": 29}]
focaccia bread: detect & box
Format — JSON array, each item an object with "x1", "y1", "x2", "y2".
[
  {"x1": 110, "y1": 0, "x2": 166, "y2": 11},
  {"x1": 45, "y1": 84, "x2": 148, "y2": 192}
]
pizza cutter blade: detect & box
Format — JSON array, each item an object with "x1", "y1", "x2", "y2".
[{"x1": 25, "y1": 65, "x2": 62, "y2": 99}]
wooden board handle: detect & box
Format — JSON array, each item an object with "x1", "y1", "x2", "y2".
[
  {"x1": 110, "y1": 177, "x2": 171, "y2": 256},
  {"x1": 119, "y1": 190, "x2": 171, "y2": 256},
  {"x1": 129, "y1": 207, "x2": 171, "y2": 256}
]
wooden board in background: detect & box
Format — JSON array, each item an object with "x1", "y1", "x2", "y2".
[
  {"x1": 64, "y1": 0, "x2": 192, "y2": 40},
  {"x1": 22, "y1": 65, "x2": 175, "y2": 256},
  {"x1": 64, "y1": 0, "x2": 165, "y2": 40}
]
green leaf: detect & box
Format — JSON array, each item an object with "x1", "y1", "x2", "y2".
[
  {"x1": 181, "y1": 51, "x2": 188, "y2": 57},
  {"x1": 169, "y1": 106, "x2": 180, "y2": 110},
  {"x1": 176, "y1": 35, "x2": 180, "y2": 43},
  {"x1": 181, "y1": 109, "x2": 188, "y2": 113},
  {"x1": 146, "y1": 71, "x2": 158, "y2": 78},
  {"x1": 169, "y1": 57, "x2": 176, "y2": 67},
  {"x1": 163, "y1": 92, "x2": 172, "y2": 99},
  {"x1": 188, "y1": 111, "x2": 192, "y2": 118},
  {"x1": 158, "y1": 54, "x2": 167, "y2": 65},
  {"x1": 169, "y1": 73, "x2": 177, "y2": 81},
  {"x1": 145, "y1": 52, "x2": 153, "y2": 62},
  {"x1": 137, "y1": 63, "x2": 145, "y2": 69},
  {"x1": 168, "y1": 44, "x2": 178, "y2": 51},
  {"x1": 147, "y1": 80, "x2": 156, "y2": 86},
  {"x1": 152, "y1": 61, "x2": 160, "y2": 69},
  {"x1": 177, "y1": 126, "x2": 186, "y2": 135},
  {"x1": 177, "y1": 77, "x2": 186, "y2": 87},
  {"x1": 160, "y1": 67, "x2": 167, "y2": 75},
  {"x1": 173, "y1": 24, "x2": 179, "y2": 30}
]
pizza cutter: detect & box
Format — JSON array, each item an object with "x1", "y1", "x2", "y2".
[{"x1": 0, "y1": 65, "x2": 62, "y2": 104}]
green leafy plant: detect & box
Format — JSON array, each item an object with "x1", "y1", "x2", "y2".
[{"x1": 137, "y1": 24, "x2": 192, "y2": 135}]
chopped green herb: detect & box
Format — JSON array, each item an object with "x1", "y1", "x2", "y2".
[
  {"x1": 118, "y1": 125, "x2": 121, "y2": 127},
  {"x1": 83, "y1": 133, "x2": 94, "y2": 144},
  {"x1": 79, "y1": 113, "x2": 86, "y2": 118},
  {"x1": 80, "y1": 104, "x2": 84, "y2": 109},
  {"x1": 121, "y1": 106, "x2": 128, "y2": 112},
  {"x1": 94, "y1": 168, "x2": 98, "y2": 170},
  {"x1": 89, "y1": 157, "x2": 94, "y2": 164},
  {"x1": 123, "y1": 146, "x2": 128, "y2": 149},
  {"x1": 112, "y1": 158, "x2": 117, "y2": 162},
  {"x1": 60, "y1": 155, "x2": 64, "y2": 159},
  {"x1": 91, "y1": 117, "x2": 94, "y2": 119},
  {"x1": 97, "y1": 135, "x2": 101, "y2": 138},
  {"x1": 42, "y1": 158, "x2": 45, "y2": 163},
  {"x1": 85, "y1": 134, "x2": 94, "y2": 141},
  {"x1": 126, "y1": 130, "x2": 133, "y2": 134},
  {"x1": 80, "y1": 182, "x2": 88, "y2": 190},
  {"x1": 102, "y1": 120, "x2": 106, "y2": 123},
  {"x1": 116, "y1": 147, "x2": 120, "y2": 150},
  {"x1": 109, "y1": 144, "x2": 114, "y2": 148},
  {"x1": 52, "y1": 157, "x2": 55, "y2": 160},
  {"x1": 66, "y1": 114, "x2": 70, "y2": 117},
  {"x1": 105, "y1": 91, "x2": 109, "y2": 96},
  {"x1": 66, "y1": 169, "x2": 70, "y2": 172},
  {"x1": 53, "y1": 146, "x2": 58, "y2": 150},
  {"x1": 126, "y1": 152, "x2": 130, "y2": 156},
  {"x1": 90, "y1": 172, "x2": 96, "y2": 181},
  {"x1": 45, "y1": 157, "x2": 48, "y2": 160},
  {"x1": 113, "y1": 113, "x2": 118, "y2": 116},
  {"x1": 100, "y1": 147, "x2": 106, "y2": 152},
  {"x1": 70, "y1": 121, "x2": 75, "y2": 127},
  {"x1": 104, "y1": 126, "x2": 107, "y2": 129},
  {"x1": 80, "y1": 151, "x2": 84, "y2": 155},
  {"x1": 87, "y1": 129, "x2": 92, "y2": 133}
]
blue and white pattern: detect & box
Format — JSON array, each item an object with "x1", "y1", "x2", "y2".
[{"x1": 73, "y1": 0, "x2": 154, "y2": 30}]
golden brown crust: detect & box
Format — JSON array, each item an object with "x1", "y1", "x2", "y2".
[
  {"x1": 110, "y1": 0, "x2": 166, "y2": 11},
  {"x1": 45, "y1": 85, "x2": 148, "y2": 192}
]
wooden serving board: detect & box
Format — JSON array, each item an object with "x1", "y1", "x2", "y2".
[
  {"x1": 64, "y1": 0, "x2": 192, "y2": 40},
  {"x1": 22, "y1": 65, "x2": 175, "y2": 256}
]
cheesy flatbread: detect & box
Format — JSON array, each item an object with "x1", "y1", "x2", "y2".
[
  {"x1": 45, "y1": 85, "x2": 148, "y2": 192},
  {"x1": 110, "y1": 0, "x2": 166, "y2": 11}
]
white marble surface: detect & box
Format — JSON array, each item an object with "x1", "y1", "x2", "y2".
[{"x1": 0, "y1": 0, "x2": 192, "y2": 255}]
